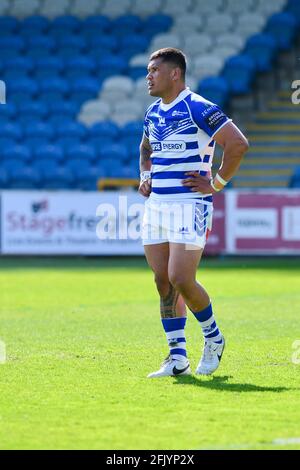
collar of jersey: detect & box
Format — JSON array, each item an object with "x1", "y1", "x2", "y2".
[{"x1": 159, "y1": 87, "x2": 191, "y2": 112}]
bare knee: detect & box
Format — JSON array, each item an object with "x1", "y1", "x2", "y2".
[{"x1": 169, "y1": 272, "x2": 193, "y2": 295}]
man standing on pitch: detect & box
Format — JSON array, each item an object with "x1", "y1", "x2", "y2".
[{"x1": 139, "y1": 48, "x2": 249, "y2": 378}]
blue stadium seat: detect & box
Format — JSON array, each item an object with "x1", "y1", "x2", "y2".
[
  {"x1": 64, "y1": 56, "x2": 96, "y2": 80},
  {"x1": 10, "y1": 167, "x2": 40, "y2": 189},
  {"x1": 197, "y1": 76, "x2": 229, "y2": 108},
  {"x1": 69, "y1": 77, "x2": 100, "y2": 105},
  {"x1": 222, "y1": 54, "x2": 255, "y2": 94},
  {"x1": 0, "y1": 103, "x2": 17, "y2": 124},
  {"x1": 23, "y1": 121, "x2": 54, "y2": 140},
  {"x1": 34, "y1": 56, "x2": 64, "y2": 79},
  {"x1": 143, "y1": 14, "x2": 173, "y2": 38},
  {"x1": 121, "y1": 121, "x2": 143, "y2": 138},
  {"x1": 19, "y1": 15, "x2": 49, "y2": 36},
  {"x1": 65, "y1": 158, "x2": 92, "y2": 174},
  {"x1": 96, "y1": 55, "x2": 128, "y2": 77},
  {"x1": 4, "y1": 57, "x2": 34, "y2": 80},
  {"x1": 244, "y1": 33, "x2": 277, "y2": 72},
  {"x1": 0, "y1": 16, "x2": 19, "y2": 36},
  {"x1": 88, "y1": 122, "x2": 119, "y2": 151},
  {"x1": 55, "y1": 137, "x2": 82, "y2": 152},
  {"x1": 99, "y1": 143, "x2": 129, "y2": 163},
  {"x1": 0, "y1": 168, "x2": 9, "y2": 188},
  {"x1": 0, "y1": 137, "x2": 16, "y2": 149},
  {"x1": 121, "y1": 165, "x2": 139, "y2": 178},
  {"x1": 89, "y1": 121, "x2": 119, "y2": 139},
  {"x1": 111, "y1": 15, "x2": 142, "y2": 38},
  {"x1": 55, "y1": 121, "x2": 87, "y2": 140},
  {"x1": 65, "y1": 143, "x2": 96, "y2": 162},
  {"x1": 287, "y1": 0, "x2": 300, "y2": 26},
  {"x1": 81, "y1": 15, "x2": 111, "y2": 37},
  {"x1": 128, "y1": 66, "x2": 147, "y2": 80},
  {"x1": 0, "y1": 122, "x2": 22, "y2": 141},
  {"x1": 2, "y1": 144, "x2": 31, "y2": 162},
  {"x1": 97, "y1": 158, "x2": 119, "y2": 177},
  {"x1": 42, "y1": 167, "x2": 74, "y2": 189},
  {"x1": 38, "y1": 77, "x2": 68, "y2": 103},
  {"x1": 32, "y1": 159, "x2": 59, "y2": 177},
  {"x1": 34, "y1": 144, "x2": 64, "y2": 162},
  {"x1": 265, "y1": 12, "x2": 297, "y2": 50},
  {"x1": 121, "y1": 136, "x2": 141, "y2": 155},
  {"x1": 23, "y1": 122, "x2": 54, "y2": 145},
  {"x1": 9, "y1": 78, "x2": 38, "y2": 104},
  {"x1": 25, "y1": 35, "x2": 56, "y2": 58},
  {"x1": 47, "y1": 101, "x2": 78, "y2": 120},
  {"x1": 1, "y1": 158, "x2": 26, "y2": 173},
  {"x1": 0, "y1": 36, "x2": 25, "y2": 59},
  {"x1": 17, "y1": 102, "x2": 49, "y2": 124},
  {"x1": 48, "y1": 15, "x2": 81, "y2": 38},
  {"x1": 73, "y1": 166, "x2": 104, "y2": 190},
  {"x1": 87, "y1": 35, "x2": 119, "y2": 55},
  {"x1": 120, "y1": 34, "x2": 149, "y2": 58},
  {"x1": 55, "y1": 35, "x2": 87, "y2": 60}
]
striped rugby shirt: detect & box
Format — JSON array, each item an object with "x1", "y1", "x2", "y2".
[{"x1": 143, "y1": 88, "x2": 232, "y2": 203}]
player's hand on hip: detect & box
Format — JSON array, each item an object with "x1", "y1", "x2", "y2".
[
  {"x1": 182, "y1": 171, "x2": 216, "y2": 194},
  {"x1": 138, "y1": 179, "x2": 152, "y2": 197}
]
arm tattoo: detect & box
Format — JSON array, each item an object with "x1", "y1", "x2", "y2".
[
  {"x1": 139, "y1": 135, "x2": 152, "y2": 171},
  {"x1": 160, "y1": 283, "x2": 180, "y2": 318}
]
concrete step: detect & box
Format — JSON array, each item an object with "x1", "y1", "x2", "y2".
[
  {"x1": 238, "y1": 168, "x2": 292, "y2": 177},
  {"x1": 233, "y1": 179, "x2": 288, "y2": 188}
]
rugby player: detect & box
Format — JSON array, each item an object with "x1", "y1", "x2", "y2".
[{"x1": 139, "y1": 48, "x2": 249, "y2": 378}]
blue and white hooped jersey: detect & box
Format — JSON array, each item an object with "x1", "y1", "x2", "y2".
[{"x1": 143, "y1": 88, "x2": 232, "y2": 202}]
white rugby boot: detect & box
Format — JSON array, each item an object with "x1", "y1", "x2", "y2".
[
  {"x1": 195, "y1": 336, "x2": 225, "y2": 375},
  {"x1": 147, "y1": 354, "x2": 191, "y2": 378}
]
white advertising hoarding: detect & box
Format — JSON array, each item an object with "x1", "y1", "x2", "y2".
[{"x1": 0, "y1": 191, "x2": 145, "y2": 255}]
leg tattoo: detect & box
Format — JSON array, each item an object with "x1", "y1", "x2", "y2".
[{"x1": 160, "y1": 283, "x2": 180, "y2": 318}]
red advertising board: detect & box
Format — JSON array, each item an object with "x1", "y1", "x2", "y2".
[
  {"x1": 205, "y1": 192, "x2": 226, "y2": 255},
  {"x1": 226, "y1": 190, "x2": 300, "y2": 254}
]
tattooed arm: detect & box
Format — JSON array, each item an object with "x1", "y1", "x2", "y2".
[{"x1": 138, "y1": 134, "x2": 152, "y2": 197}]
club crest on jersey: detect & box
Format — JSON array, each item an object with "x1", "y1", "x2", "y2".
[
  {"x1": 151, "y1": 141, "x2": 186, "y2": 152},
  {"x1": 157, "y1": 116, "x2": 166, "y2": 127}
]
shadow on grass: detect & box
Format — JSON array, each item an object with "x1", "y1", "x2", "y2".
[{"x1": 173, "y1": 375, "x2": 293, "y2": 393}]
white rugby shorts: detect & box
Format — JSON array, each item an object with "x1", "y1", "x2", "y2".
[{"x1": 142, "y1": 197, "x2": 213, "y2": 248}]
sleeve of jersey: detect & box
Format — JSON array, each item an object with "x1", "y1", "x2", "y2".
[
  {"x1": 143, "y1": 114, "x2": 149, "y2": 139},
  {"x1": 191, "y1": 101, "x2": 232, "y2": 138}
]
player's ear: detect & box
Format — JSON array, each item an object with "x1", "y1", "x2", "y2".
[{"x1": 171, "y1": 68, "x2": 179, "y2": 81}]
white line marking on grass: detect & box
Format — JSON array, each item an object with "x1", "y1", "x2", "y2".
[
  {"x1": 196, "y1": 437, "x2": 300, "y2": 450},
  {"x1": 273, "y1": 438, "x2": 300, "y2": 445}
]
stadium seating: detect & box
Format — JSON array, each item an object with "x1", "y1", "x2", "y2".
[
  {"x1": 244, "y1": 33, "x2": 277, "y2": 72},
  {"x1": 0, "y1": 0, "x2": 299, "y2": 190}
]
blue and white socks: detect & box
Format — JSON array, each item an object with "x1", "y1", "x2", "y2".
[
  {"x1": 161, "y1": 304, "x2": 222, "y2": 362},
  {"x1": 192, "y1": 303, "x2": 222, "y2": 344},
  {"x1": 161, "y1": 317, "x2": 187, "y2": 362}
]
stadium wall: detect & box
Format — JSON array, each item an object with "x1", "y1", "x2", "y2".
[{"x1": 0, "y1": 189, "x2": 299, "y2": 255}]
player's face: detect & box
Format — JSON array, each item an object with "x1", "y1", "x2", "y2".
[{"x1": 146, "y1": 58, "x2": 174, "y2": 97}]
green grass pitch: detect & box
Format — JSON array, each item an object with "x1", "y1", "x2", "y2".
[{"x1": 0, "y1": 256, "x2": 300, "y2": 450}]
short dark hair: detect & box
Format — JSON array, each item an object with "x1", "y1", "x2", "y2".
[{"x1": 149, "y1": 48, "x2": 186, "y2": 79}]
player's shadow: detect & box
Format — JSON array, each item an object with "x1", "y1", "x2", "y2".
[{"x1": 173, "y1": 375, "x2": 292, "y2": 393}]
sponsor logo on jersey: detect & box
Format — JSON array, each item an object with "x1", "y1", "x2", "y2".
[
  {"x1": 151, "y1": 141, "x2": 186, "y2": 152},
  {"x1": 172, "y1": 110, "x2": 189, "y2": 117}
]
